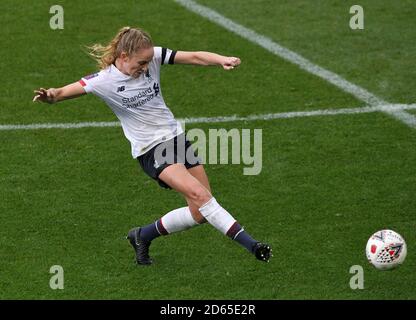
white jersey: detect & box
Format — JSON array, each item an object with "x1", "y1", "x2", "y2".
[{"x1": 79, "y1": 46, "x2": 183, "y2": 158}]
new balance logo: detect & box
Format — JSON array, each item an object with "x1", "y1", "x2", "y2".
[{"x1": 117, "y1": 86, "x2": 125, "y2": 92}]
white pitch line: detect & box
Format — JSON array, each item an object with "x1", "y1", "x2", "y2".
[
  {"x1": 172, "y1": 0, "x2": 416, "y2": 128},
  {"x1": 0, "y1": 121, "x2": 121, "y2": 130},
  {"x1": 1, "y1": 104, "x2": 415, "y2": 131}
]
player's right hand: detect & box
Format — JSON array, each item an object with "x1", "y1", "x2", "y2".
[{"x1": 33, "y1": 88, "x2": 57, "y2": 104}]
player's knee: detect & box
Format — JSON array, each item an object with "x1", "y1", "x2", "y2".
[{"x1": 186, "y1": 185, "x2": 212, "y2": 207}]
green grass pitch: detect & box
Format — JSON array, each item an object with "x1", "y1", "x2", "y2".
[{"x1": 1, "y1": 0, "x2": 415, "y2": 299}]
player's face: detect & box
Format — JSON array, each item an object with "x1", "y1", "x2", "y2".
[{"x1": 124, "y1": 47, "x2": 154, "y2": 78}]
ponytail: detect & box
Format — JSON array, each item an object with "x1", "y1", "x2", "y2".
[{"x1": 87, "y1": 26, "x2": 153, "y2": 69}]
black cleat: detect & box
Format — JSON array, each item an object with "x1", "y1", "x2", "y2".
[
  {"x1": 126, "y1": 227, "x2": 153, "y2": 265},
  {"x1": 253, "y1": 242, "x2": 272, "y2": 262}
]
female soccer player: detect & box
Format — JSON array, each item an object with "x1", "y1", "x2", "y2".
[{"x1": 33, "y1": 27, "x2": 272, "y2": 265}]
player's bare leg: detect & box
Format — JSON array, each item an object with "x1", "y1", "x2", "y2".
[{"x1": 186, "y1": 164, "x2": 211, "y2": 223}]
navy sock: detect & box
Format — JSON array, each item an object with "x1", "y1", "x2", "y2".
[
  {"x1": 226, "y1": 222, "x2": 258, "y2": 253},
  {"x1": 140, "y1": 219, "x2": 168, "y2": 242}
]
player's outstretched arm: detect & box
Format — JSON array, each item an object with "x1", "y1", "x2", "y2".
[
  {"x1": 33, "y1": 81, "x2": 86, "y2": 104},
  {"x1": 174, "y1": 51, "x2": 241, "y2": 70}
]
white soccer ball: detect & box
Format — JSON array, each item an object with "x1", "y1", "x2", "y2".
[{"x1": 366, "y1": 229, "x2": 407, "y2": 270}]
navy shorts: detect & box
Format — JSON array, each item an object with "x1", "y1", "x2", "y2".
[{"x1": 137, "y1": 133, "x2": 202, "y2": 189}]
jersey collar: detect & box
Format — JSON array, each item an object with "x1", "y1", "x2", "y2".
[{"x1": 110, "y1": 63, "x2": 133, "y2": 80}]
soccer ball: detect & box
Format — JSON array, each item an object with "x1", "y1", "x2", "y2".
[{"x1": 366, "y1": 229, "x2": 407, "y2": 270}]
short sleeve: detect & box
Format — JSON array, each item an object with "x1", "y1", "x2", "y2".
[
  {"x1": 79, "y1": 72, "x2": 102, "y2": 93},
  {"x1": 153, "y1": 46, "x2": 177, "y2": 65}
]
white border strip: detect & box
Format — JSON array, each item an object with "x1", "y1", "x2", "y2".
[
  {"x1": 173, "y1": 0, "x2": 416, "y2": 128},
  {"x1": 2, "y1": 104, "x2": 415, "y2": 131}
]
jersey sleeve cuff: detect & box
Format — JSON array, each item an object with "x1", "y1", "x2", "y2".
[
  {"x1": 169, "y1": 50, "x2": 177, "y2": 65},
  {"x1": 161, "y1": 48, "x2": 177, "y2": 65},
  {"x1": 79, "y1": 79, "x2": 92, "y2": 93}
]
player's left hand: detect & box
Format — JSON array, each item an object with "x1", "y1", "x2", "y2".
[{"x1": 222, "y1": 57, "x2": 241, "y2": 70}]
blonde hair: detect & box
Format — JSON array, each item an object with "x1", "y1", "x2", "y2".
[{"x1": 87, "y1": 26, "x2": 153, "y2": 69}]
